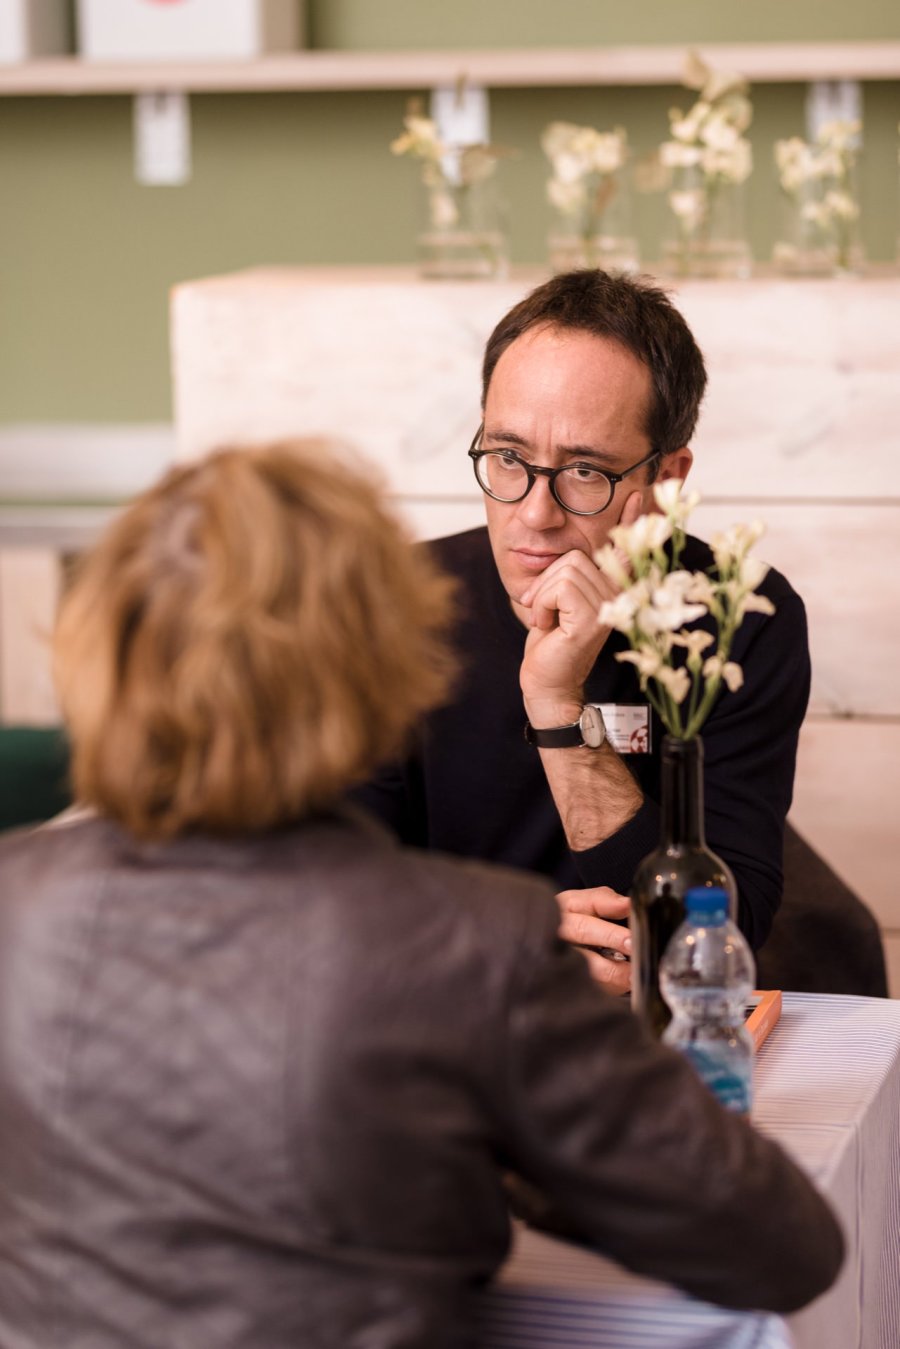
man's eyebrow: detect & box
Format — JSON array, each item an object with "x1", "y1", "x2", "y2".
[{"x1": 483, "y1": 429, "x2": 619, "y2": 467}]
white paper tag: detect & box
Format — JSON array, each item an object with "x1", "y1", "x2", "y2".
[
  {"x1": 596, "y1": 703, "x2": 651, "y2": 755},
  {"x1": 134, "y1": 92, "x2": 192, "y2": 187}
]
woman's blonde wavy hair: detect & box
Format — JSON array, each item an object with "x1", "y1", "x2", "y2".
[{"x1": 54, "y1": 441, "x2": 457, "y2": 840}]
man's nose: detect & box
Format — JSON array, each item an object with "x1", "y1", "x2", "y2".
[{"x1": 515, "y1": 474, "x2": 568, "y2": 530}]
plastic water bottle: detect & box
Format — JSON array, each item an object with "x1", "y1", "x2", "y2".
[{"x1": 659, "y1": 886, "x2": 755, "y2": 1114}]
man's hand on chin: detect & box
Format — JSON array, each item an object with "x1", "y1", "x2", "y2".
[{"x1": 516, "y1": 492, "x2": 644, "y2": 722}]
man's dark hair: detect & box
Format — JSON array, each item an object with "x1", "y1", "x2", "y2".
[{"x1": 481, "y1": 270, "x2": 708, "y2": 463}]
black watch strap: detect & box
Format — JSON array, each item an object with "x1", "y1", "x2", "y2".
[
  {"x1": 524, "y1": 704, "x2": 606, "y2": 750},
  {"x1": 524, "y1": 720, "x2": 585, "y2": 749}
]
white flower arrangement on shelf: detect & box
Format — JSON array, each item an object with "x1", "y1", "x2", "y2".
[
  {"x1": 541, "y1": 120, "x2": 638, "y2": 272},
  {"x1": 542, "y1": 120, "x2": 628, "y2": 219},
  {"x1": 659, "y1": 51, "x2": 753, "y2": 238},
  {"x1": 773, "y1": 118, "x2": 862, "y2": 272},
  {"x1": 390, "y1": 111, "x2": 506, "y2": 231},
  {"x1": 594, "y1": 481, "x2": 774, "y2": 740}
]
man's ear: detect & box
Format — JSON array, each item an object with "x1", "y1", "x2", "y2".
[{"x1": 656, "y1": 448, "x2": 693, "y2": 486}]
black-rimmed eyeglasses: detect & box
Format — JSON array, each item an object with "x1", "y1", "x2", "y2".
[{"x1": 468, "y1": 426, "x2": 660, "y2": 517}]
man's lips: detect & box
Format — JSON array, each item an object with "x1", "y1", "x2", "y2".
[{"x1": 510, "y1": 548, "x2": 563, "y2": 573}]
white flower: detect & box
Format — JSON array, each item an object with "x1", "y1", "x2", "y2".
[
  {"x1": 671, "y1": 628, "x2": 715, "y2": 668},
  {"x1": 542, "y1": 121, "x2": 626, "y2": 226},
  {"x1": 682, "y1": 49, "x2": 748, "y2": 106},
  {"x1": 391, "y1": 112, "x2": 510, "y2": 204},
  {"x1": 593, "y1": 542, "x2": 631, "y2": 589},
  {"x1": 684, "y1": 571, "x2": 717, "y2": 606},
  {"x1": 670, "y1": 101, "x2": 710, "y2": 144},
  {"x1": 661, "y1": 56, "x2": 753, "y2": 215},
  {"x1": 738, "y1": 590, "x2": 776, "y2": 619},
  {"x1": 669, "y1": 189, "x2": 707, "y2": 226},
  {"x1": 701, "y1": 138, "x2": 752, "y2": 184},
  {"x1": 653, "y1": 479, "x2": 701, "y2": 526},
  {"x1": 660, "y1": 140, "x2": 704, "y2": 169},
  {"x1": 657, "y1": 665, "x2": 692, "y2": 704},
  {"x1": 617, "y1": 648, "x2": 665, "y2": 680},
  {"x1": 703, "y1": 655, "x2": 744, "y2": 692},
  {"x1": 642, "y1": 571, "x2": 708, "y2": 633},
  {"x1": 391, "y1": 115, "x2": 443, "y2": 159},
  {"x1": 682, "y1": 50, "x2": 711, "y2": 92},
  {"x1": 610, "y1": 512, "x2": 672, "y2": 559},
  {"x1": 817, "y1": 119, "x2": 861, "y2": 152},
  {"x1": 600, "y1": 588, "x2": 646, "y2": 632},
  {"x1": 588, "y1": 130, "x2": 626, "y2": 175},
  {"x1": 699, "y1": 111, "x2": 740, "y2": 152},
  {"x1": 547, "y1": 176, "x2": 586, "y2": 215},
  {"x1": 599, "y1": 491, "x2": 773, "y2": 738},
  {"x1": 541, "y1": 121, "x2": 581, "y2": 161},
  {"x1": 824, "y1": 189, "x2": 860, "y2": 221},
  {"x1": 738, "y1": 555, "x2": 770, "y2": 592},
  {"x1": 552, "y1": 150, "x2": 589, "y2": 184},
  {"x1": 710, "y1": 520, "x2": 766, "y2": 570}
]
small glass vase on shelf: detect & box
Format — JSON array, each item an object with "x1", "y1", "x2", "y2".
[
  {"x1": 417, "y1": 149, "x2": 508, "y2": 281},
  {"x1": 657, "y1": 51, "x2": 753, "y2": 280},
  {"x1": 630, "y1": 735, "x2": 736, "y2": 1036},
  {"x1": 773, "y1": 121, "x2": 863, "y2": 278},
  {"x1": 594, "y1": 480, "x2": 775, "y2": 1037},
  {"x1": 661, "y1": 166, "x2": 751, "y2": 280},
  {"x1": 542, "y1": 122, "x2": 639, "y2": 275},
  {"x1": 391, "y1": 112, "x2": 510, "y2": 281}
]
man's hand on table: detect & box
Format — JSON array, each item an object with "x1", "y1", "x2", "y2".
[{"x1": 557, "y1": 886, "x2": 632, "y2": 995}]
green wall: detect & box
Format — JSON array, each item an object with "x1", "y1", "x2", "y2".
[
  {"x1": 1, "y1": 1, "x2": 898, "y2": 422},
  {"x1": 311, "y1": 0, "x2": 900, "y2": 48}
]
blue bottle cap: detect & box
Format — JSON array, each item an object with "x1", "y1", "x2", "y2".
[{"x1": 684, "y1": 886, "x2": 729, "y2": 920}]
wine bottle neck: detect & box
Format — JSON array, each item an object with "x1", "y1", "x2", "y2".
[{"x1": 660, "y1": 736, "x2": 706, "y2": 847}]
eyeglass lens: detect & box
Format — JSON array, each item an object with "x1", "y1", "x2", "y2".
[{"x1": 475, "y1": 452, "x2": 613, "y2": 513}]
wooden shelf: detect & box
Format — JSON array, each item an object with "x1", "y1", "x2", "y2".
[{"x1": 2, "y1": 41, "x2": 899, "y2": 96}]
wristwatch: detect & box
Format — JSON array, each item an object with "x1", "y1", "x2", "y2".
[{"x1": 524, "y1": 704, "x2": 607, "y2": 750}]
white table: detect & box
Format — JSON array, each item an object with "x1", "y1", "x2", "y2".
[{"x1": 478, "y1": 994, "x2": 900, "y2": 1349}]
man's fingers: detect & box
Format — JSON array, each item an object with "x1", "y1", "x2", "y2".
[
  {"x1": 581, "y1": 948, "x2": 632, "y2": 995},
  {"x1": 620, "y1": 489, "x2": 644, "y2": 527},
  {"x1": 526, "y1": 566, "x2": 605, "y2": 633},
  {"x1": 558, "y1": 910, "x2": 632, "y2": 956},
  {"x1": 609, "y1": 490, "x2": 644, "y2": 580},
  {"x1": 557, "y1": 886, "x2": 631, "y2": 921}
]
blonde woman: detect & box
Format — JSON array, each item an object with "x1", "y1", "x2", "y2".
[{"x1": 0, "y1": 443, "x2": 840, "y2": 1347}]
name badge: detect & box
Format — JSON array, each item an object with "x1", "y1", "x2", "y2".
[{"x1": 596, "y1": 704, "x2": 652, "y2": 755}]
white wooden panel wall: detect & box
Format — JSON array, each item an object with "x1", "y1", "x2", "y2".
[
  {"x1": 0, "y1": 426, "x2": 174, "y2": 725},
  {"x1": 0, "y1": 549, "x2": 60, "y2": 725}
]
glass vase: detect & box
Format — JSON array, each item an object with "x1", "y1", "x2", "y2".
[
  {"x1": 417, "y1": 156, "x2": 508, "y2": 281},
  {"x1": 547, "y1": 169, "x2": 639, "y2": 274},
  {"x1": 660, "y1": 166, "x2": 752, "y2": 280},
  {"x1": 630, "y1": 735, "x2": 737, "y2": 1037},
  {"x1": 773, "y1": 164, "x2": 863, "y2": 278}
]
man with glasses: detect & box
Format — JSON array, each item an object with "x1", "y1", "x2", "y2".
[{"x1": 356, "y1": 269, "x2": 809, "y2": 992}]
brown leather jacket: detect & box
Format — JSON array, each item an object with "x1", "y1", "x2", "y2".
[{"x1": 0, "y1": 809, "x2": 842, "y2": 1347}]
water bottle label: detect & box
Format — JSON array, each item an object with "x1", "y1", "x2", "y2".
[{"x1": 683, "y1": 1046, "x2": 751, "y2": 1114}]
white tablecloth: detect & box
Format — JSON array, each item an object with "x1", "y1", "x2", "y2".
[{"x1": 478, "y1": 994, "x2": 900, "y2": 1349}]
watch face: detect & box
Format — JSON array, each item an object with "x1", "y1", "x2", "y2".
[{"x1": 580, "y1": 704, "x2": 606, "y2": 748}]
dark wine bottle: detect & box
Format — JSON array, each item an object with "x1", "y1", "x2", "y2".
[{"x1": 630, "y1": 734, "x2": 737, "y2": 1037}]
